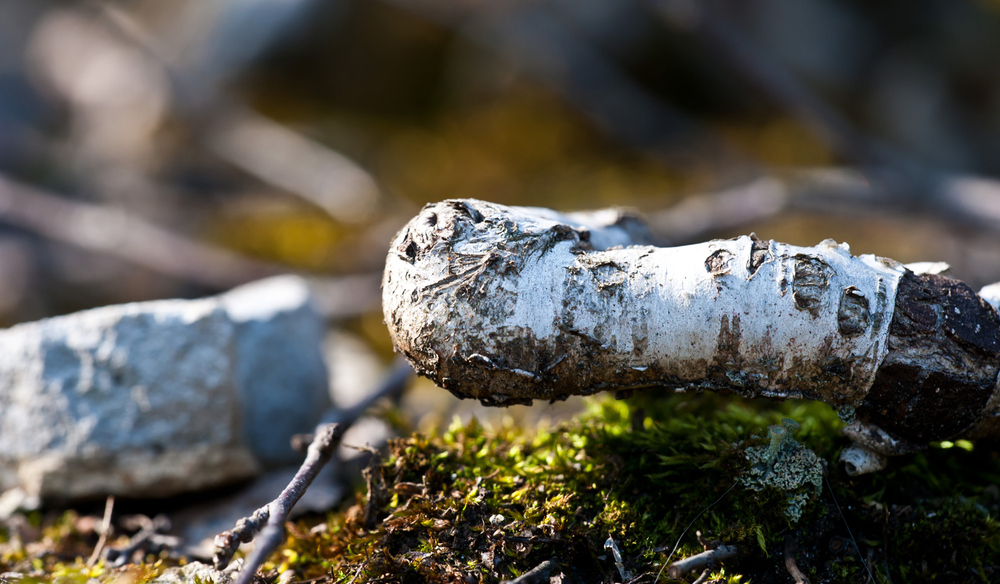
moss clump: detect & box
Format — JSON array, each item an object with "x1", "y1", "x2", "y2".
[
  {"x1": 5, "y1": 391, "x2": 1000, "y2": 583},
  {"x1": 301, "y1": 391, "x2": 1000, "y2": 583},
  {"x1": 0, "y1": 510, "x2": 171, "y2": 584},
  {"x1": 740, "y1": 418, "x2": 824, "y2": 523}
]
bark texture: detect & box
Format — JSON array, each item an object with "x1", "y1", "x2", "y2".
[
  {"x1": 383, "y1": 199, "x2": 1000, "y2": 450},
  {"x1": 859, "y1": 271, "x2": 1000, "y2": 444}
]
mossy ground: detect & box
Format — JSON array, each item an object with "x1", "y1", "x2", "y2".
[{"x1": 4, "y1": 391, "x2": 1000, "y2": 583}]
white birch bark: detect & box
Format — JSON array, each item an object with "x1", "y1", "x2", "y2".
[{"x1": 383, "y1": 199, "x2": 906, "y2": 407}]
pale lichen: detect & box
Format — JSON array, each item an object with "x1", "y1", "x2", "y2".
[{"x1": 740, "y1": 418, "x2": 824, "y2": 523}]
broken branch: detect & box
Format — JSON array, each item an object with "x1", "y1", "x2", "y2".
[
  {"x1": 213, "y1": 423, "x2": 343, "y2": 580},
  {"x1": 383, "y1": 199, "x2": 1000, "y2": 472},
  {"x1": 784, "y1": 537, "x2": 810, "y2": 584},
  {"x1": 499, "y1": 559, "x2": 560, "y2": 584},
  {"x1": 666, "y1": 544, "x2": 738, "y2": 579}
]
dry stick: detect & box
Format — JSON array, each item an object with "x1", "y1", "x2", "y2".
[
  {"x1": 86, "y1": 495, "x2": 115, "y2": 567},
  {"x1": 499, "y1": 559, "x2": 560, "y2": 584},
  {"x1": 665, "y1": 545, "x2": 737, "y2": 580},
  {"x1": 784, "y1": 537, "x2": 810, "y2": 584},
  {"x1": 384, "y1": 200, "x2": 1000, "y2": 469},
  {"x1": 214, "y1": 423, "x2": 344, "y2": 582},
  {"x1": 213, "y1": 360, "x2": 413, "y2": 579}
]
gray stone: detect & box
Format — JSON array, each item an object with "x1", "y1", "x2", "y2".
[
  {"x1": 150, "y1": 562, "x2": 234, "y2": 584},
  {"x1": 221, "y1": 276, "x2": 331, "y2": 466},
  {"x1": 0, "y1": 276, "x2": 331, "y2": 500}
]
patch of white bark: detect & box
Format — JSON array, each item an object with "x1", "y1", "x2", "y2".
[{"x1": 383, "y1": 200, "x2": 906, "y2": 407}]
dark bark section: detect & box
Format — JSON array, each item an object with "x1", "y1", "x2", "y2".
[{"x1": 859, "y1": 271, "x2": 1000, "y2": 443}]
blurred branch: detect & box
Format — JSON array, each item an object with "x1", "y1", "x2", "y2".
[
  {"x1": 646, "y1": 0, "x2": 907, "y2": 173},
  {"x1": 647, "y1": 176, "x2": 788, "y2": 243},
  {"x1": 648, "y1": 168, "x2": 1000, "y2": 244},
  {"x1": 304, "y1": 272, "x2": 382, "y2": 320},
  {"x1": 0, "y1": 173, "x2": 381, "y2": 316},
  {"x1": 384, "y1": 0, "x2": 747, "y2": 170},
  {"x1": 206, "y1": 108, "x2": 380, "y2": 224},
  {"x1": 92, "y1": 1, "x2": 384, "y2": 225},
  {"x1": 0, "y1": 173, "x2": 280, "y2": 288}
]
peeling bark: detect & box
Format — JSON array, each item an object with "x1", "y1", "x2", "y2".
[{"x1": 383, "y1": 199, "x2": 1000, "y2": 463}]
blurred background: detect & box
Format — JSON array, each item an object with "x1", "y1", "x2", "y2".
[{"x1": 3, "y1": 0, "x2": 1000, "y2": 428}]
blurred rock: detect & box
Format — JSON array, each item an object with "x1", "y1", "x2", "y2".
[
  {"x1": 0, "y1": 275, "x2": 331, "y2": 500},
  {"x1": 150, "y1": 562, "x2": 234, "y2": 584},
  {"x1": 325, "y1": 329, "x2": 383, "y2": 410},
  {"x1": 222, "y1": 276, "x2": 332, "y2": 466}
]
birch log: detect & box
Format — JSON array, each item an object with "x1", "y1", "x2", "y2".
[{"x1": 383, "y1": 200, "x2": 1000, "y2": 464}]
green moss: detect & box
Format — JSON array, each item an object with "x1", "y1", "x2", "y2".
[
  {"x1": 302, "y1": 391, "x2": 1000, "y2": 583},
  {"x1": 0, "y1": 509, "x2": 170, "y2": 584},
  {"x1": 5, "y1": 391, "x2": 1000, "y2": 583}
]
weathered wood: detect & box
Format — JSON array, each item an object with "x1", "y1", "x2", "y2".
[
  {"x1": 860, "y1": 271, "x2": 1000, "y2": 444},
  {"x1": 382, "y1": 199, "x2": 1000, "y2": 469}
]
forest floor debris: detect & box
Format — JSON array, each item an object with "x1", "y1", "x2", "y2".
[{"x1": 3, "y1": 392, "x2": 1000, "y2": 583}]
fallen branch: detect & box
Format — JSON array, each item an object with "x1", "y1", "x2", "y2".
[
  {"x1": 784, "y1": 537, "x2": 810, "y2": 584},
  {"x1": 214, "y1": 423, "x2": 344, "y2": 581},
  {"x1": 383, "y1": 199, "x2": 1000, "y2": 472},
  {"x1": 499, "y1": 559, "x2": 560, "y2": 584},
  {"x1": 666, "y1": 545, "x2": 738, "y2": 579},
  {"x1": 86, "y1": 496, "x2": 114, "y2": 567},
  {"x1": 212, "y1": 359, "x2": 412, "y2": 581}
]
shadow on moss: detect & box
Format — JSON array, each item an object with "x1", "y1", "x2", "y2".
[
  {"x1": 290, "y1": 391, "x2": 1000, "y2": 583},
  {"x1": 5, "y1": 391, "x2": 999, "y2": 583}
]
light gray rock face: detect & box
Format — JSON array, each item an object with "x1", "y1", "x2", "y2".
[
  {"x1": 0, "y1": 276, "x2": 331, "y2": 500},
  {"x1": 221, "y1": 276, "x2": 331, "y2": 466}
]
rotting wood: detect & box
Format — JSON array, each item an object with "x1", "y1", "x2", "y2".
[{"x1": 382, "y1": 199, "x2": 1000, "y2": 474}]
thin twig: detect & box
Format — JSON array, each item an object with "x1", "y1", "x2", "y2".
[
  {"x1": 691, "y1": 568, "x2": 711, "y2": 584},
  {"x1": 344, "y1": 560, "x2": 370, "y2": 584},
  {"x1": 784, "y1": 537, "x2": 810, "y2": 584},
  {"x1": 86, "y1": 496, "x2": 115, "y2": 567},
  {"x1": 213, "y1": 359, "x2": 412, "y2": 580},
  {"x1": 105, "y1": 515, "x2": 176, "y2": 567},
  {"x1": 825, "y1": 476, "x2": 874, "y2": 584},
  {"x1": 654, "y1": 482, "x2": 736, "y2": 582},
  {"x1": 214, "y1": 423, "x2": 344, "y2": 583}
]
